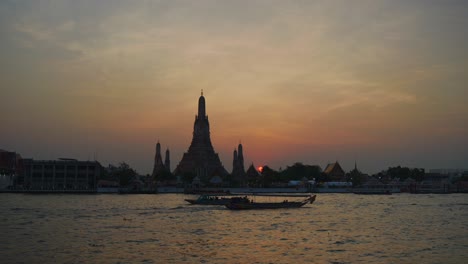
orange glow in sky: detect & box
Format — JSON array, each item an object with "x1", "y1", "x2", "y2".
[{"x1": 1, "y1": 1, "x2": 467, "y2": 174}]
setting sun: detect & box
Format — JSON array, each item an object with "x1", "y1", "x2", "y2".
[{"x1": 258, "y1": 166, "x2": 263, "y2": 173}]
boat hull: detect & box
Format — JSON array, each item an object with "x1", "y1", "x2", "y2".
[
  {"x1": 225, "y1": 195, "x2": 316, "y2": 210},
  {"x1": 185, "y1": 198, "x2": 231, "y2": 205}
]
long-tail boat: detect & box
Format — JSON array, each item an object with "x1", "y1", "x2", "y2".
[
  {"x1": 185, "y1": 194, "x2": 249, "y2": 205},
  {"x1": 225, "y1": 195, "x2": 316, "y2": 210}
]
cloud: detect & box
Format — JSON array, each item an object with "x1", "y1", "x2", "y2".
[{"x1": 1, "y1": 0, "x2": 467, "y2": 173}]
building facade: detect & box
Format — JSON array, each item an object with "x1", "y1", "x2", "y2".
[
  {"x1": 22, "y1": 158, "x2": 102, "y2": 191},
  {"x1": 0, "y1": 149, "x2": 23, "y2": 189}
]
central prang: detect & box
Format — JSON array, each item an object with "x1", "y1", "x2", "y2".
[{"x1": 173, "y1": 91, "x2": 228, "y2": 183}]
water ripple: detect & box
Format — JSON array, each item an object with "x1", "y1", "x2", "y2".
[{"x1": 2, "y1": 193, "x2": 467, "y2": 263}]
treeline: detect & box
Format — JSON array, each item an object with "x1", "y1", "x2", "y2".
[
  {"x1": 99, "y1": 162, "x2": 324, "y2": 187},
  {"x1": 100, "y1": 162, "x2": 138, "y2": 186},
  {"x1": 376, "y1": 166, "x2": 425, "y2": 182},
  {"x1": 99, "y1": 162, "x2": 432, "y2": 188},
  {"x1": 250, "y1": 162, "x2": 321, "y2": 187}
]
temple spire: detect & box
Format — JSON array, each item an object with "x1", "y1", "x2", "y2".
[
  {"x1": 198, "y1": 91, "x2": 206, "y2": 119},
  {"x1": 174, "y1": 93, "x2": 228, "y2": 181},
  {"x1": 233, "y1": 149, "x2": 238, "y2": 171},
  {"x1": 165, "y1": 148, "x2": 171, "y2": 172},
  {"x1": 231, "y1": 143, "x2": 246, "y2": 184},
  {"x1": 152, "y1": 141, "x2": 165, "y2": 178}
]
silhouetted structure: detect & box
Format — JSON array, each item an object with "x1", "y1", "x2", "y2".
[
  {"x1": 173, "y1": 91, "x2": 228, "y2": 183},
  {"x1": 347, "y1": 161, "x2": 360, "y2": 177},
  {"x1": 164, "y1": 148, "x2": 170, "y2": 172},
  {"x1": 347, "y1": 161, "x2": 366, "y2": 186},
  {"x1": 0, "y1": 149, "x2": 23, "y2": 189},
  {"x1": 231, "y1": 143, "x2": 246, "y2": 185},
  {"x1": 152, "y1": 141, "x2": 169, "y2": 177},
  {"x1": 323, "y1": 161, "x2": 346, "y2": 181},
  {"x1": 246, "y1": 163, "x2": 261, "y2": 186},
  {"x1": 22, "y1": 158, "x2": 102, "y2": 191}
]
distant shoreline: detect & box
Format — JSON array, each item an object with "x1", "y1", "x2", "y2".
[{"x1": 2, "y1": 187, "x2": 466, "y2": 194}]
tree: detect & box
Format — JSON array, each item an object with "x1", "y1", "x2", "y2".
[
  {"x1": 279, "y1": 163, "x2": 322, "y2": 183},
  {"x1": 387, "y1": 166, "x2": 409, "y2": 181},
  {"x1": 386, "y1": 166, "x2": 425, "y2": 182},
  {"x1": 347, "y1": 170, "x2": 365, "y2": 187},
  {"x1": 110, "y1": 162, "x2": 137, "y2": 187},
  {"x1": 411, "y1": 168, "x2": 425, "y2": 182},
  {"x1": 260, "y1": 166, "x2": 280, "y2": 187},
  {"x1": 280, "y1": 162, "x2": 305, "y2": 182}
]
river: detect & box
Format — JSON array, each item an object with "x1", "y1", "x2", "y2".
[{"x1": 2, "y1": 193, "x2": 467, "y2": 263}]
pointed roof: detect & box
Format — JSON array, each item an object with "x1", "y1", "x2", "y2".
[
  {"x1": 246, "y1": 164, "x2": 260, "y2": 178},
  {"x1": 198, "y1": 90, "x2": 206, "y2": 118},
  {"x1": 324, "y1": 161, "x2": 344, "y2": 174},
  {"x1": 174, "y1": 93, "x2": 228, "y2": 178}
]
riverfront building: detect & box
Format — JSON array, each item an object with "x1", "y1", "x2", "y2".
[
  {"x1": 0, "y1": 149, "x2": 23, "y2": 189},
  {"x1": 173, "y1": 91, "x2": 228, "y2": 182},
  {"x1": 22, "y1": 158, "x2": 102, "y2": 191}
]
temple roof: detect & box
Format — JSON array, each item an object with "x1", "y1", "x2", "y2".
[
  {"x1": 246, "y1": 164, "x2": 260, "y2": 178},
  {"x1": 324, "y1": 162, "x2": 344, "y2": 175}
]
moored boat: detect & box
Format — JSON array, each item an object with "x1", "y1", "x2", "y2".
[{"x1": 225, "y1": 195, "x2": 316, "y2": 210}]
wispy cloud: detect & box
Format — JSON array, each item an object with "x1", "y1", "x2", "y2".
[{"x1": 1, "y1": 0, "x2": 467, "y2": 173}]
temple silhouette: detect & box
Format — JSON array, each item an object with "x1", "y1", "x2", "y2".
[
  {"x1": 231, "y1": 143, "x2": 246, "y2": 185},
  {"x1": 173, "y1": 91, "x2": 228, "y2": 182},
  {"x1": 152, "y1": 141, "x2": 170, "y2": 178}
]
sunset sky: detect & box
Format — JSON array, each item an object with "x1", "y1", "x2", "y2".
[{"x1": 1, "y1": 0, "x2": 467, "y2": 175}]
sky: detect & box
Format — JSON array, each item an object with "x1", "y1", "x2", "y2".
[{"x1": 1, "y1": 0, "x2": 467, "y2": 175}]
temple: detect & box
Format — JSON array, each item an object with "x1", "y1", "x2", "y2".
[
  {"x1": 173, "y1": 91, "x2": 228, "y2": 182},
  {"x1": 164, "y1": 148, "x2": 170, "y2": 172},
  {"x1": 231, "y1": 143, "x2": 246, "y2": 185},
  {"x1": 152, "y1": 141, "x2": 170, "y2": 177},
  {"x1": 323, "y1": 161, "x2": 346, "y2": 181}
]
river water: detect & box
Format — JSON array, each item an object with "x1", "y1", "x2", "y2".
[{"x1": 2, "y1": 193, "x2": 467, "y2": 263}]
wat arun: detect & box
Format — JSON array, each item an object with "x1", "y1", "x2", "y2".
[{"x1": 173, "y1": 91, "x2": 228, "y2": 181}]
